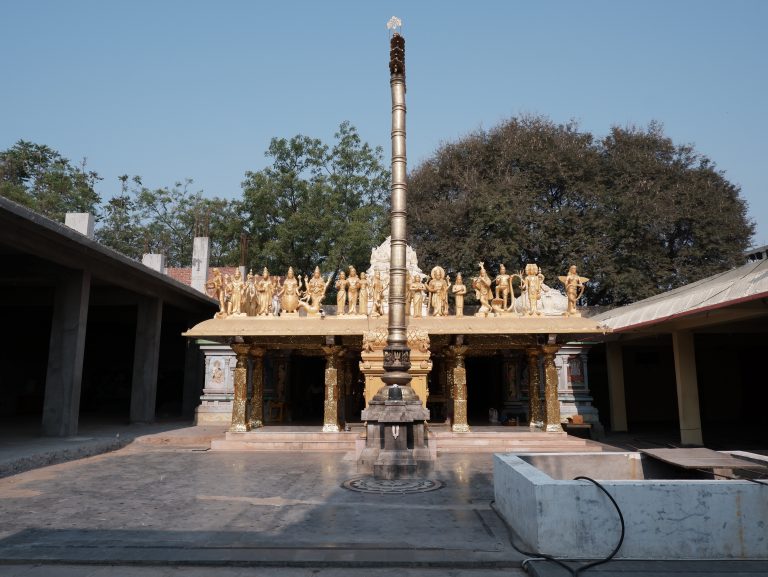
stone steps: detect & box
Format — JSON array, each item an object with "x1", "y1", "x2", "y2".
[
  {"x1": 211, "y1": 430, "x2": 359, "y2": 452},
  {"x1": 209, "y1": 428, "x2": 604, "y2": 454}
]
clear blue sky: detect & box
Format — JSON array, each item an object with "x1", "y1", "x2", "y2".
[{"x1": 2, "y1": 0, "x2": 766, "y2": 245}]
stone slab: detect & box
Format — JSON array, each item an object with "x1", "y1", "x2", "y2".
[
  {"x1": 0, "y1": 448, "x2": 521, "y2": 568},
  {"x1": 640, "y1": 447, "x2": 768, "y2": 470}
]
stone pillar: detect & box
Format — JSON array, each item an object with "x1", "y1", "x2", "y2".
[
  {"x1": 248, "y1": 346, "x2": 265, "y2": 429},
  {"x1": 605, "y1": 342, "x2": 628, "y2": 432},
  {"x1": 191, "y1": 237, "x2": 210, "y2": 293},
  {"x1": 181, "y1": 338, "x2": 202, "y2": 419},
  {"x1": 526, "y1": 347, "x2": 543, "y2": 429},
  {"x1": 450, "y1": 345, "x2": 469, "y2": 433},
  {"x1": 322, "y1": 345, "x2": 344, "y2": 432},
  {"x1": 129, "y1": 297, "x2": 163, "y2": 423},
  {"x1": 229, "y1": 342, "x2": 250, "y2": 432},
  {"x1": 42, "y1": 269, "x2": 91, "y2": 437},
  {"x1": 542, "y1": 344, "x2": 563, "y2": 432},
  {"x1": 672, "y1": 331, "x2": 703, "y2": 445},
  {"x1": 195, "y1": 344, "x2": 235, "y2": 425}
]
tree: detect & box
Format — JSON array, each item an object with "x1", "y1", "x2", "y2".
[
  {"x1": 408, "y1": 116, "x2": 754, "y2": 306},
  {"x1": 96, "y1": 176, "x2": 241, "y2": 267},
  {"x1": 0, "y1": 140, "x2": 101, "y2": 221},
  {"x1": 240, "y1": 121, "x2": 390, "y2": 281}
]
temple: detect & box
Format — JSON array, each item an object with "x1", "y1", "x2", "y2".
[{"x1": 183, "y1": 247, "x2": 608, "y2": 440}]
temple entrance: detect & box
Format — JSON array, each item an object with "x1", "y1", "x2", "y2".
[
  {"x1": 287, "y1": 356, "x2": 325, "y2": 424},
  {"x1": 466, "y1": 356, "x2": 505, "y2": 426}
]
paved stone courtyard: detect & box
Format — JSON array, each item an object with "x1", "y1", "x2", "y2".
[{"x1": 0, "y1": 443, "x2": 523, "y2": 574}]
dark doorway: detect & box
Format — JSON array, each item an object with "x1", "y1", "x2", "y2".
[
  {"x1": 288, "y1": 356, "x2": 325, "y2": 424},
  {"x1": 466, "y1": 356, "x2": 504, "y2": 425}
]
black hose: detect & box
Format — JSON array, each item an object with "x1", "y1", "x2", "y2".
[
  {"x1": 490, "y1": 475, "x2": 626, "y2": 576},
  {"x1": 571, "y1": 476, "x2": 625, "y2": 575}
]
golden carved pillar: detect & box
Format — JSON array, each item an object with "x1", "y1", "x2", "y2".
[
  {"x1": 445, "y1": 350, "x2": 455, "y2": 425},
  {"x1": 229, "y1": 342, "x2": 250, "y2": 432},
  {"x1": 542, "y1": 344, "x2": 563, "y2": 432},
  {"x1": 248, "y1": 346, "x2": 265, "y2": 429},
  {"x1": 450, "y1": 345, "x2": 469, "y2": 433},
  {"x1": 322, "y1": 345, "x2": 344, "y2": 432},
  {"x1": 526, "y1": 347, "x2": 543, "y2": 429}
]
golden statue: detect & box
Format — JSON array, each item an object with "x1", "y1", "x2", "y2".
[
  {"x1": 298, "y1": 266, "x2": 332, "y2": 315},
  {"x1": 271, "y1": 276, "x2": 283, "y2": 316},
  {"x1": 335, "y1": 271, "x2": 348, "y2": 315},
  {"x1": 210, "y1": 268, "x2": 226, "y2": 316},
  {"x1": 244, "y1": 269, "x2": 258, "y2": 316},
  {"x1": 280, "y1": 267, "x2": 300, "y2": 313},
  {"x1": 472, "y1": 262, "x2": 494, "y2": 316},
  {"x1": 370, "y1": 270, "x2": 388, "y2": 318},
  {"x1": 522, "y1": 263, "x2": 546, "y2": 316},
  {"x1": 427, "y1": 266, "x2": 450, "y2": 317},
  {"x1": 256, "y1": 267, "x2": 273, "y2": 316},
  {"x1": 346, "y1": 266, "x2": 361, "y2": 315},
  {"x1": 230, "y1": 269, "x2": 244, "y2": 315},
  {"x1": 495, "y1": 264, "x2": 512, "y2": 309},
  {"x1": 223, "y1": 273, "x2": 233, "y2": 315},
  {"x1": 358, "y1": 271, "x2": 370, "y2": 315},
  {"x1": 559, "y1": 265, "x2": 589, "y2": 317},
  {"x1": 452, "y1": 272, "x2": 467, "y2": 316},
  {"x1": 409, "y1": 273, "x2": 426, "y2": 318}
]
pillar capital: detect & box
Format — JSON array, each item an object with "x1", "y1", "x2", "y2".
[
  {"x1": 541, "y1": 343, "x2": 560, "y2": 357},
  {"x1": 231, "y1": 341, "x2": 251, "y2": 356},
  {"x1": 248, "y1": 345, "x2": 265, "y2": 358}
]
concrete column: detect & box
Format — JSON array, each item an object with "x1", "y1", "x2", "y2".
[
  {"x1": 142, "y1": 253, "x2": 166, "y2": 273},
  {"x1": 229, "y1": 342, "x2": 250, "y2": 432},
  {"x1": 541, "y1": 345, "x2": 563, "y2": 432},
  {"x1": 64, "y1": 212, "x2": 95, "y2": 238},
  {"x1": 606, "y1": 342, "x2": 628, "y2": 432},
  {"x1": 130, "y1": 297, "x2": 163, "y2": 423},
  {"x1": 191, "y1": 237, "x2": 210, "y2": 293},
  {"x1": 672, "y1": 331, "x2": 703, "y2": 446},
  {"x1": 322, "y1": 345, "x2": 344, "y2": 432},
  {"x1": 450, "y1": 345, "x2": 470, "y2": 433},
  {"x1": 42, "y1": 269, "x2": 91, "y2": 437},
  {"x1": 181, "y1": 338, "x2": 202, "y2": 419},
  {"x1": 248, "y1": 346, "x2": 265, "y2": 429}
]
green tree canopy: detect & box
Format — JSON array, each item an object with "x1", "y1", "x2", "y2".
[
  {"x1": 96, "y1": 176, "x2": 240, "y2": 268},
  {"x1": 0, "y1": 140, "x2": 101, "y2": 221},
  {"x1": 240, "y1": 121, "x2": 390, "y2": 279},
  {"x1": 408, "y1": 116, "x2": 754, "y2": 305}
]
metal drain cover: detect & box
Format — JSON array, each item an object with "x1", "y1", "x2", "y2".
[{"x1": 342, "y1": 477, "x2": 444, "y2": 494}]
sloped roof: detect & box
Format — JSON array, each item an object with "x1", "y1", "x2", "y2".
[{"x1": 593, "y1": 259, "x2": 768, "y2": 332}]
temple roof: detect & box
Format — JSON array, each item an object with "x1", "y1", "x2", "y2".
[{"x1": 183, "y1": 314, "x2": 609, "y2": 339}]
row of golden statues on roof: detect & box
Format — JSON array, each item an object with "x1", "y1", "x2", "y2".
[{"x1": 209, "y1": 262, "x2": 588, "y2": 320}]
